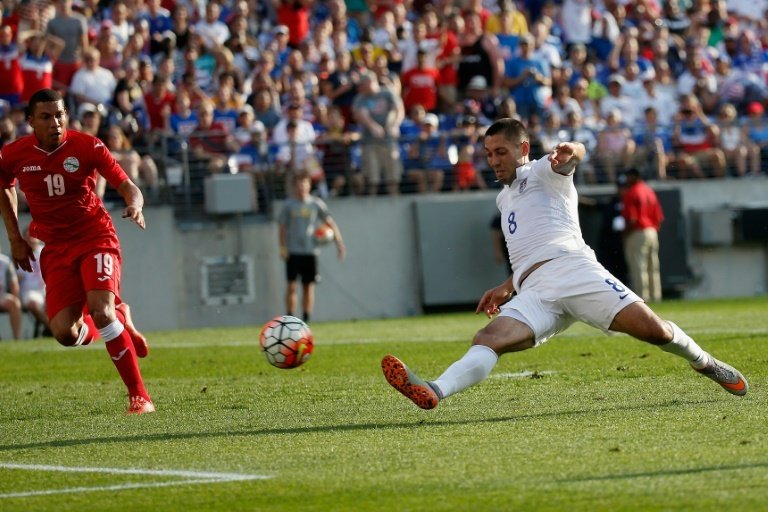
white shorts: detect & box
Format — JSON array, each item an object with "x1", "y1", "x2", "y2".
[
  {"x1": 500, "y1": 253, "x2": 643, "y2": 346},
  {"x1": 21, "y1": 289, "x2": 45, "y2": 309}
]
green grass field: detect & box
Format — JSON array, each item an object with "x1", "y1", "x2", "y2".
[{"x1": 0, "y1": 298, "x2": 766, "y2": 511}]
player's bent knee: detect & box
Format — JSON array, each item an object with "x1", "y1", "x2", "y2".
[{"x1": 54, "y1": 329, "x2": 80, "y2": 347}]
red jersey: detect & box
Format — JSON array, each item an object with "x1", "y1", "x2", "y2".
[
  {"x1": 0, "y1": 130, "x2": 129, "y2": 244},
  {"x1": 622, "y1": 181, "x2": 664, "y2": 231},
  {"x1": 401, "y1": 66, "x2": 441, "y2": 112}
]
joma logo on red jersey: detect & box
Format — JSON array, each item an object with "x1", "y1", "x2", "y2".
[{"x1": 22, "y1": 165, "x2": 42, "y2": 172}]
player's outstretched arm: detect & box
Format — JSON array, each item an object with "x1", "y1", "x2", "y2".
[
  {"x1": 116, "y1": 179, "x2": 145, "y2": 230},
  {"x1": 0, "y1": 187, "x2": 34, "y2": 272}
]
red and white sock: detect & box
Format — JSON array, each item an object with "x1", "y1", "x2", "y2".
[
  {"x1": 101, "y1": 320, "x2": 149, "y2": 400},
  {"x1": 75, "y1": 314, "x2": 98, "y2": 346}
]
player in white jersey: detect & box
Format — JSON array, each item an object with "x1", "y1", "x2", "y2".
[{"x1": 382, "y1": 118, "x2": 748, "y2": 409}]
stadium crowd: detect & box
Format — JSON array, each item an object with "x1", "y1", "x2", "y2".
[{"x1": 1, "y1": 0, "x2": 768, "y2": 204}]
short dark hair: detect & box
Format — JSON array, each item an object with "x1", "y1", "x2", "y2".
[
  {"x1": 485, "y1": 117, "x2": 529, "y2": 143},
  {"x1": 26, "y1": 88, "x2": 64, "y2": 118}
]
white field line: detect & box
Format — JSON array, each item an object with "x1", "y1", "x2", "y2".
[
  {"x1": 491, "y1": 370, "x2": 558, "y2": 379},
  {"x1": 0, "y1": 463, "x2": 271, "y2": 499}
]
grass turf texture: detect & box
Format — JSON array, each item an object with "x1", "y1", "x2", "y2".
[{"x1": 0, "y1": 297, "x2": 766, "y2": 511}]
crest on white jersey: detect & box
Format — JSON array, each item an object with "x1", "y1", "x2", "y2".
[
  {"x1": 63, "y1": 156, "x2": 79, "y2": 173},
  {"x1": 518, "y1": 177, "x2": 528, "y2": 193}
]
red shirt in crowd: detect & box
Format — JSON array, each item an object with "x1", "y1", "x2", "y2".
[{"x1": 401, "y1": 66, "x2": 441, "y2": 112}]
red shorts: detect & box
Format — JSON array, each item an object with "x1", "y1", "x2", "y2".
[{"x1": 39, "y1": 236, "x2": 122, "y2": 320}]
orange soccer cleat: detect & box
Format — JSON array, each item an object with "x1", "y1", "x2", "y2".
[
  {"x1": 127, "y1": 395, "x2": 156, "y2": 415},
  {"x1": 381, "y1": 354, "x2": 440, "y2": 410},
  {"x1": 693, "y1": 357, "x2": 749, "y2": 396}
]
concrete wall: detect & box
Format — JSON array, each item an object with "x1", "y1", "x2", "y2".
[{"x1": 4, "y1": 177, "x2": 766, "y2": 338}]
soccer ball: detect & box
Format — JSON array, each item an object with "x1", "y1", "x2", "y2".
[
  {"x1": 314, "y1": 223, "x2": 334, "y2": 245},
  {"x1": 259, "y1": 315, "x2": 314, "y2": 369}
]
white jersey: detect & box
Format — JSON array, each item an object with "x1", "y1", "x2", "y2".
[{"x1": 496, "y1": 155, "x2": 594, "y2": 292}]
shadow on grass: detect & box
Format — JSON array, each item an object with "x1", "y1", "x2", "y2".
[
  {"x1": 0, "y1": 398, "x2": 723, "y2": 452},
  {"x1": 560, "y1": 461, "x2": 768, "y2": 482}
]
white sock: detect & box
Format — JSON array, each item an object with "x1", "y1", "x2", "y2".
[
  {"x1": 660, "y1": 321, "x2": 710, "y2": 369},
  {"x1": 99, "y1": 320, "x2": 125, "y2": 343},
  {"x1": 431, "y1": 345, "x2": 499, "y2": 399}
]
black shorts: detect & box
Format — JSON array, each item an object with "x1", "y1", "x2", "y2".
[{"x1": 286, "y1": 254, "x2": 318, "y2": 284}]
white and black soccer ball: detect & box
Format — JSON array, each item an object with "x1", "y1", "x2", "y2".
[{"x1": 259, "y1": 315, "x2": 314, "y2": 369}]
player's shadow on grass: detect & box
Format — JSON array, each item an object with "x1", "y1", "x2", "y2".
[{"x1": 0, "y1": 397, "x2": 724, "y2": 451}]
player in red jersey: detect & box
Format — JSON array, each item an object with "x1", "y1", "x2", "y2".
[{"x1": 0, "y1": 88, "x2": 154, "y2": 415}]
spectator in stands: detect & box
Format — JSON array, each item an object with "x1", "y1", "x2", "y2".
[
  {"x1": 189, "y1": 100, "x2": 240, "y2": 175},
  {"x1": 549, "y1": 84, "x2": 580, "y2": 123},
  {"x1": 676, "y1": 48, "x2": 716, "y2": 99},
  {"x1": 457, "y1": 12, "x2": 503, "y2": 98},
  {"x1": 504, "y1": 33, "x2": 550, "y2": 123},
  {"x1": 631, "y1": 106, "x2": 670, "y2": 181},
  {"x1": 671, "y1": 94, "x2": 725, "y2": 179},
  {"x1": 452, "y1": 115, "x2": 487, "y2": 192},
  {"x1": 108, "y1": 1, "x2": 134, "y2": 50},
  {"x1": 464, "y1": 75, "x2": 502, "y2": 122},
  {"x1": 169, "y1": 89, "x2": 199, "y2": 138},
  {"x1": 0, "y1": 116, "x2": 17, "y2": 149},
  {"x1": 140, "y1": 0, "x2": 172, "y2": 43},
  {"x1": 536, "y1": 112, "x2": 568, "y2": 154},
  {"x1": 434, "y1": 12, "x2": 461, "y2": 114},
  {"x1": 0, "y1": 26, "x2": 24, "y2": 107},
  {"x1": 47, "y1": 0, "x2": 89, "y2": 93},
  {"x1": 69, "y1": 47, "x2": 117, "y2": 107},
  {"x1": 94, "y1": 25, "x2": 123, "y2": 75},
  {"x1": 716, "y1": 102, "x2": 752, "y2": 177},
  {"x1": 563, "y1": 110, "x2": 598, "y2": 184},
  {"x1": 195, "y1": 1, "x2": 230, "y2": 52},
  {"x1": 103, "y1": 124, "x2": 160, "y2": 201},
  {"x1": 637, "y1": 69, "x2": 678, "y2": 127},
  {"x1": 112, "y1": 58, "x2": 143, "y2": 118},
  {"x1": 352, "y1": 70, "x2": 404, "y2": 196},
  {"x1": 600, "y1": 73, "x2": 638, "y2": 132},
  {"x1": 486, "y1": 0, "x2": 528, "y2": 37},
  {"x1": 317, "y1": 105, "x2": 363, "y2": 197},
  {"x1": 560, "y1": 0, "x2": 593, "y2": 51},
  {"x1": 211, "y1": 73, "x2": 242, "y2": 132},
  {"x1": 273, "y1": 101, "x2": 320, "y2": 194},
  {"x1": 0, "y1": 243, "x2": 22, "y2": 340},
  {"x1": 570, "y1": 77, "x2": 599, "y2": 130},
  {"x1": 17, "y1": 227, "x2": 49, "y2": 337},
  {"x1": 77, "y1": 102, "x2": 105, "y2": 139},
  {"x1": 143, "y1": 75, "x2": 175, "y2": 134},
  {"x1": 19, "y1": 31, "x2": 65, "y2": 105},
  {"x1": 320, "y1": 49, "x2": 358, "y2": 127},
  {"x1": 406, "y1": 113, "x2": 449, "y2": 194},
  {"x1": 400, "y1": 18, "x2": 441, "y2": 74},
  {"x1": 742, "y1": 100, "x2": 768, "y2": 176},
  {"x1": 372, "y1": 53, "x2": 401, "y2": 98},
  {"x1": 401, "y1": 49, "x2": 441, "y2": 115},
  {"x1": 596, "y1": 108, "x2": 636, "y2": 184},
  {"x1": 563, "y1": 42, "x2": 588, "y2": 88}
]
